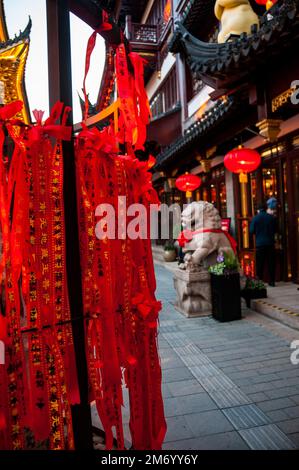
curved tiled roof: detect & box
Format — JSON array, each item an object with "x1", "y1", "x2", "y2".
[
  {"x1": 0, "y1": 17, "x2": 31, "y2": 50},
  {"x1": 169, "y1": 0, "x2": 299, "y2": 83},
  {"x1": 155, "y1": 96, "x2": 236, "y2": 169}
]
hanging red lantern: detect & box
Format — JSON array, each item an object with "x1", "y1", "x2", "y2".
[
  {"x1": 255, "y1": 0, "x2": 276, "y2": 9},
  {"x1": 176, "y1": 173, "x2": 202, "y2": 198},
  {"x1": 224, "y1": 147, "x2": 261, "y2": 183}
]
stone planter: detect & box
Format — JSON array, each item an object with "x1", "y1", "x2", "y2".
[
  {"x1": 173, "y1": 268, "x2": 212, "y2": 318},
  {"x1": 163, "y1": 249, "x2": 176, "y2": 262},
  {"x1": 211, "y1": 273, "x2": 242, "y2": 322}
]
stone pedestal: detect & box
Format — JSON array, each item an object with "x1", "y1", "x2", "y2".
[{"x1": 173, "y1": 268, "x2": 212, "y2": 318}]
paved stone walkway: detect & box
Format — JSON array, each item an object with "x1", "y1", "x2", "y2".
[{"x1": 155, "y1": 264, "x2": 299, "y2": 450}]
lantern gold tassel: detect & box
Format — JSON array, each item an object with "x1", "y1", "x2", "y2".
[{"x1": 239, "y1": 172, "x2": 248, "y2": 183}]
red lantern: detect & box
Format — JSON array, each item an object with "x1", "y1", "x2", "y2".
[
  {"x1": 255, "y1": 0, "x2": 276, "y2": 9},
  {"x1": 224, "y1": 147, "x2": 261, "y2": 182},
  {"x1": 176, "y1": 173, "x2": 202, "y2": 198}
]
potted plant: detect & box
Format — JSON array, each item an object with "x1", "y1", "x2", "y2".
[
  {"x1": 241, "y1": 278, "x2": 267, "y2": 308},
  {"x1": 209, "y1": 251, "x2": 242, "y2": 322},
  {"x1": 163, "y1": 241, "x2": 177, "y2": 262}
]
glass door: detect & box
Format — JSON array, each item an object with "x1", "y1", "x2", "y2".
[
  {"x1": 291, "y1": 158, "x2": 299, "y2": 283},
  {"x1": 261, "y1": 163, "x2": 285, "y2": 281}
]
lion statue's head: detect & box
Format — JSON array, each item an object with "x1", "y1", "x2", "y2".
[
  {"x1": 181, "y1": 201, "x2": 222, "y2": 232},
  {"x1": 180, "y1": 201, "x2": 234, "y2": 271}
]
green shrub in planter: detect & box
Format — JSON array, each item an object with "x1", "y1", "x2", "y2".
[
  {"x1": 241, "y1": 278, "x2": 267, "y2": 308},
  {"x1": 209, "y1": 251, "x2": 242, "y2": 322}
]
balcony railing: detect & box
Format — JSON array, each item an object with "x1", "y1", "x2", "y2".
[
  {"x1": 130, "y1": 23, "x2": 158, "y2": 44},
  {"x1": 125, "y1": 16, "x2": 172, "y2": 47}
]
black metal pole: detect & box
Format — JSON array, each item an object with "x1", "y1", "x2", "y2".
[{"x1": 46, "y1": 0, "x2": 93, "y2": 450}]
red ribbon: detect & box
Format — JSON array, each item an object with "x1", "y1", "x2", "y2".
[
  {"x1": 132, "y1": 293, "x2": 162, "y2": 325},
  {"x1": 30, "y1": 102, "x2": 72, "y2": 142},
  {"x1": 76, "y1": 129, "x2": 166, "y2": 450},
  {"x1": 128, "y1": 52, "x2": 151, "y2": 150},
  {"x1": 79, "y1": 124, "x2": 118, "y2": 154},
  {"x1": 82, "y1": 11, "x2": 112, "y2": 123},
  {"x1": 178, "y1": 228, "x2": 238, "y2": 253},
  {"x1": 0, "y1": 100, "x2": 77, "y2": 449},
  {"x1": 0, "y1": 100, "x2": 23, "y2": 121}
]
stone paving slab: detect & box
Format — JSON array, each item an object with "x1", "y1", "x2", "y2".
[
  {"x1": 167, "y1": 379, "x2": 205, "y2": 397},
  {"x1": 276, "y1": 418, "x2": 299, "y2": 434},
  {"x1": 208, "y1": 389, "x2": 252, "y2": 408},
  {"x1": 222, "y1": 405, "x2": 270, "y2": 429},
  {"x1": 162, "y1": 366, "x2": 194, "y2": 383},
  {"x1": 163, "y1": 416, "x2": 195, "y2": 442},
  {"x1": 163, "y1": 431, "x2": 250, "y2": 450},
  {"x1": 238, "y1": 425, "x2": 296, "y2": 450},
  {"x1": 258, "y1": 398, "x2": 297, "y2": 412},
  {"x1": 264, "y1": 409, "x2": 290, "y2": 423},
  {"x1": 163, "y1": 393, "x2": 217, "y2": 418},
  {"x1": 184, "y1": 410, "x2": 235, "y2": 437},
  {"x1": 155, "y1": 264, "x2": 299, "y2": 450}
]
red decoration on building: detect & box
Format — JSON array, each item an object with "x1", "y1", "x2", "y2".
[
  {"x1": 147, "y1": 154, "x2": 156, "y2": 169},
  {"x1": 255, "y1": 0, "x2": 277, "y2": 9},
  {"x1": 175, "y1": 173, "x2": 202, "y2": 193},
  {"x1": 224, "y1": 147, "x2": 261, "y2": 182},
  {"x1": 164, "y1": 0, "x2": 172, "y2": 22}
]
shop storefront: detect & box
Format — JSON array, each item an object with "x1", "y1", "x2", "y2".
[
  {"x1": 249, "y1": 137, "x2": 299, "y2": 283},
  {"x1": 195, "y1": 165, "x2": 227, "y2": 218}
]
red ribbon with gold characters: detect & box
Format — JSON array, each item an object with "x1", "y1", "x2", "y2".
[
  {"x1": 76, "y1": 120, "x2": 166, "y2": 449},
  {"x1": 0, "y1": 100, "x2": 78, "y2": 449},
  {"x1": 77, "y1": 29, "x2": 165, "y2": 448}
]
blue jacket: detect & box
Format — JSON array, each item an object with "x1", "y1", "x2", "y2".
[{"x1": 250, "y1": 210, "x2": 276, "y2": 247}]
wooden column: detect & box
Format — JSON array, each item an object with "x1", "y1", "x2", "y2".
[
  {"x1": 46, "y1": 0, "x2": 93, "y2": 450},
  {"x1": 176, "y1": 54, "x2": 188, "y2": 128}
]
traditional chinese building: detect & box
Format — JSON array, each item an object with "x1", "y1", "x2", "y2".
[
  {"x1": 0, "y1": 0, "x2": 31, "y2": 123},
  {"x1": 124, "y1": 0, "x2": 299, "y2": 284}
]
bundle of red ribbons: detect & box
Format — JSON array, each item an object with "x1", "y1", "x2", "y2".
[
  {"x1": 0, "y1": 100, "x2": 78, "y2": 449},
  {"x1": 0, "y1": 36, "x2": 166, "y2": 449},
  {"x1": 76, "y1": 34, "x2": 166, "y2": 449},
  {"x1": 76, "y1": 124, "x2": 166, "y2": 450}
]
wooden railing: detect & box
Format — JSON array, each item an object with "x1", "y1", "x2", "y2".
[
  {"x1": 130, "y1": 23, "x2": 158, "y2": 44},
  {"x1": 125, "y1": 15, "x2": 172, "y2": 46}
]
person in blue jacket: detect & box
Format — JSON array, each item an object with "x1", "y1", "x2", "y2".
[{"x1": 250, "y1": 202, "x2": 277, "y2": 286}]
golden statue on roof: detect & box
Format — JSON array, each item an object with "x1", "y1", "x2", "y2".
[
  {"x1": 215, "y1": 0, "x2": 259, "y2": 43},
  {"x1": 0, "y1": 0, "x2": 31, "y2": 123}
]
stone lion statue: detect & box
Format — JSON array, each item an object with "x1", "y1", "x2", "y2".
[
  {"x1": 180, "y1": 201, "x2": 234, "y2": 270},
  {"x1": 215, "y1": 0, "x2": 259, "y2": 43}
]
